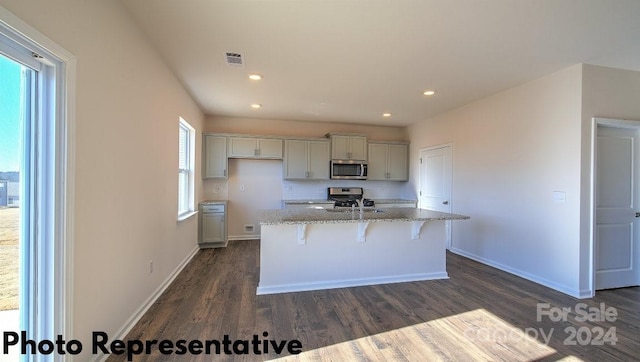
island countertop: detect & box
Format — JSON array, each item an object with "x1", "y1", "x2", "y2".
[{"x1": 260, "y1": 207, "x2": 469, "y2": 225}]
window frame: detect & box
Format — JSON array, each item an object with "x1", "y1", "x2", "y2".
[
  {"x1": 1, "y1": 5, "x2": 76, "y2": 361},
  {"x1": 177, "y1": 117, "x2": 196, "y2": 220}
]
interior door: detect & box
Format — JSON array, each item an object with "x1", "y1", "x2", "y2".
[
  {"x1": 420, "y1": 145, "x2": 453, "y2": 248},
  {"x1": 596, "y1": 125, "x2": 640, "y2": 289},
  {"x1": 420, "y1": 146, "x2": 452, "y2": 213}
]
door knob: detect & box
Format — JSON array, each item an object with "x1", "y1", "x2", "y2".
[
  {"x1": 442, "y1": 201, "x2": 449, "y2": 205},
  {"x1": 636, "y1": 212, "x2": 640, "y2": 218}
]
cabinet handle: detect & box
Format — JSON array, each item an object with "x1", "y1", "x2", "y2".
[
  {"x1": 255, "y1": 148, "x2": 259, "y2": 156},
  {"x1": 305, "y1": 171, "x2": 309, "y2": 178},
  {"x1": 223, "y1": 169, "x2": 227, "y2": 177},
  {"x1": 347, "y1": 152, "x2": 352, "y2": 159}
]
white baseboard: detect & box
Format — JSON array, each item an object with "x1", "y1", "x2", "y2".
[
  {"x1": 449, "y1": 247, "x2": 586, "y2": 298},
  {"x1": 93, "y1": 245, "x2": 200, "y2": 362},
  {"x1": 256, "y1": 272, "x2": 449, "y2": 295}
]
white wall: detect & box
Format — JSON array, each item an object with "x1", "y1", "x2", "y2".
[
  {"x1": 409, "y1": 64, "x2": 584, "y2": 296},
  {"x1": 205, "y1": 115, "x2": 409, "y2": 142},
  {"x1": 0, "y1": 0, "x2": 204, "y2": 354},
  {"x1": 579, "y1": 64, "x2": 640, "y2": 293},
  {"x1": 227, "y1": 159, "x2": 283, "y2": 238}
]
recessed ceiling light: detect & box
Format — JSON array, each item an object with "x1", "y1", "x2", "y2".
[
  {"x1": 423, "y1": 90, "x2": 436, "y2": 96},
  {"x1": 251, "y1": 104, "x2": 262, "y2": 109},
  {"x1": 382, "y1": 113, "x2": 392, "y2": 117},
  {"x1": 248, "y1": 74, "x2": 262, "y2": 81}
]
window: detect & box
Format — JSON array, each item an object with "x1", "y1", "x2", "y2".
[
  {"x1": 1, "y1": 4, "x2": 75, "y2": 357},
  {"x1": 178, "y1": 117, "x2": 195, "y2": 219}
]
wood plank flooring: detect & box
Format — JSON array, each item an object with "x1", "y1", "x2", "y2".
[{"x1": 107, "y1": 240, "x2": 640, "y2": 361}]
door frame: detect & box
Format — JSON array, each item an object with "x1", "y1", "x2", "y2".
[
  {"x1": 1, "y1": 5, "x2": 76, "y2": 353},
  {"x1": 590, "y1": 117, "x2": 640, "y2": 295},
  {"x1": 419, "y1": 143, "x2": 454, "y2": 248}
]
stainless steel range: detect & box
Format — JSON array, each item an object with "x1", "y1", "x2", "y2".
[{"x1": 327, "y1": 187, "x2": 375, "y2": 208}]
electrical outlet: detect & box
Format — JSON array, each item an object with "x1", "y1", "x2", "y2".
[{"x1": 149, "y1": 260, "x2": 153, "y2": 274}]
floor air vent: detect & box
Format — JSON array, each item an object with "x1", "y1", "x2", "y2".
[{"x1": 225, "y1": 52, "x2": 244, "y2": 67}]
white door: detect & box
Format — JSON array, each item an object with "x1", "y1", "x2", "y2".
[
  {"x1": 420, "y1": 146, "x2": 452, "y2": 213},
  {"x1": 596, "y1": 125, "x2": 640, "y2": 289},
  {"x1": 420, "y1": 145, "x2": 453, "y2": 248}
]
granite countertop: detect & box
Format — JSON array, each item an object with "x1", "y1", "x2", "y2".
[
  {"x1": 199, "y1": 200, "x2": 228, "y2": 205},
  {"x1": 261, "y1": 207, "x2": 469, "y2": 225}
]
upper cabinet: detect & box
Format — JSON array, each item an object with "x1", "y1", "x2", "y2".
[
  {"x1": 283, "y1": 139, "x2": 330, "y2": 180},
  {"x1": 329, "y1": 134, "x2": 367, "y2": 161},
  {"x1": 228, "y1": 136, "x2": 283, "y2": 159},
  {"x1": 367, "y1": 142, "x2": 409, "y2": 181},
  {"x1": 203, "y1": 135, "x2": 228, "y2": 179}
]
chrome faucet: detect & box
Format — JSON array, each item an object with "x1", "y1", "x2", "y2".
[{"x1": 356, "y1": 198, "x2": 365, "y2": 214}]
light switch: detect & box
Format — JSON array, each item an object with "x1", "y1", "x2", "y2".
[{"x1": 552, "y1": 191, "x2": 566, "y2": 203}]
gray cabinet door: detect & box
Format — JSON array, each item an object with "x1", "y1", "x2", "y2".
[
  {"x1": 308, "y1": 140, "x2": 330, "y2": 179},
  {"x1": 387, "y1": 144, "x2": 408, "y2": 181},
  {"x1": 204, "y1": 135, "x2": 227, "y2": 178},
  {"x1": 284, "y1": 140, "x2": 308, "y2": 179},
  {"x1": 202, "y1": 212, "x2": 225, "y2": 243},
  {"x1": 349, "y1": 136, "x2": 367, "y2": 160},
  {"x1": 367, "y1": 143, "x2": 389, "y2": 180},
  {"x1": 257, "y1": 138, "x2": 283, "y2": 158},
  {"x1": 228, "y1": 137, "x2": 258, "y2": 158}
]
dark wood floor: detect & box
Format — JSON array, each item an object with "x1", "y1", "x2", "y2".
[{"x1": 108, "y1": 240, "x2": 640, "y2": 361}]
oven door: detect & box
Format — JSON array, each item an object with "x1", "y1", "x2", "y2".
[{"x1": 330, "y1": 160, "x2": 367, "y2": 180}]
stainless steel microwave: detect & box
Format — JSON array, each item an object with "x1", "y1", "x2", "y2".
[{"x1": 330, "y1": 160, "x2": 367, "y2": 180}]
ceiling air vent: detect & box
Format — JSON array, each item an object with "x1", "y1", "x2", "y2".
[{"x1": 225, "y1": 52, "x2": 244, "y2": 67}]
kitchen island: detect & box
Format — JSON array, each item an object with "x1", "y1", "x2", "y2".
[{"x1": 257, "y1": 208, "x2": 469, "y2": 295}]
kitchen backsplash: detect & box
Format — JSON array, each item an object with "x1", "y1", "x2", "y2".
[
  {"x1": 282, "y1": 179, "x2": 413, "y2": 200},
  {"x1": 204, "y1": 179, "x2": 415, "y2": 201}
]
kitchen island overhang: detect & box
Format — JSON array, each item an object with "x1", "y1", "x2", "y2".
[{"x1": 258, "y1": 208, "x2": 470, "y2": 295}]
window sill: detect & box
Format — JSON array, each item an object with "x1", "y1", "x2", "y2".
[{"x1": 177, "y1": 210, "x2": 198, "y2": 222}]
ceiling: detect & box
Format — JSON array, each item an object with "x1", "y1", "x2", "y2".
[{"x1": 120, "y1": 0, "x2": 640, "y2": 127}]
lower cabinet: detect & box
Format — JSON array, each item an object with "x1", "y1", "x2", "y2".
[{"x1": 199, "y1": 203, "x2": 228, "y2": 248}]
